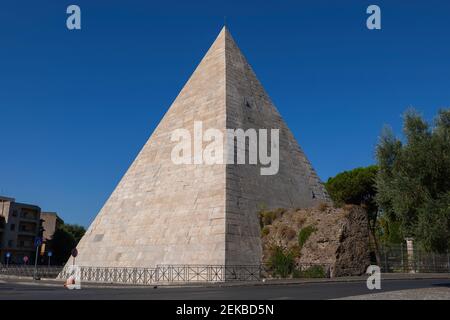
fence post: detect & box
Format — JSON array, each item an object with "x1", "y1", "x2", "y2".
[
  {"x1": 401, "y1": 243, "x2": 404, "y2": 272},
  {"x1": 447, "y1": 250, "x2": 450, "y2": 273},
  {"x1": 384, "y1": 251, "x2": 388, "y2": 272},
  {"x1": 433, "y1": 253, "x2": 436, "y2": 273}
]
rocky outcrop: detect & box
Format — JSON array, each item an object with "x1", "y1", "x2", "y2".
[{"x1": 261, "y1": 204, "x2": 370, "y2": 277}]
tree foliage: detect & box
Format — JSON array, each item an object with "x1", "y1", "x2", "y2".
[
  {"x1": 325, "y1": 165, "x2": 379, "y2": 225},
  {"x1": 48, "y1": 223, "x2": 86, "y2": 265},
  {"x1": 375, "y1": 108, "x2": 450, "y2": 252},
  {"x1": 325, "y1": 165, "x2": 381, "y2": 263},
  {"x1": 325, "y1": 166, "x2": 378, "y2": 208}
]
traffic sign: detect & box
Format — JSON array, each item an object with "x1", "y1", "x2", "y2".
[
  {"x1": 34, "y1": 237, "x2": 42, "y2": 246},
  {"x1": 71, "y1": 248, "x2": 78, "y2": 258}
]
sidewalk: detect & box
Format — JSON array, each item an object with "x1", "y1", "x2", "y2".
[
  {"x1": 336, "y1": 287, "x2": 450, "y2": 300},
  {"x1": 1, "y1": 273, "x2": 449, "y2": 289}
]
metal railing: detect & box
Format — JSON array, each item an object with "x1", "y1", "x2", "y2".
[
  {"x1": 2, "y1": 246, "x2": 450, "y2": 286},
  {"x1": 378, "y1": 244, "x2": 450, "y2": 273},
  {"x1": 57, "y1": 265, "x2": 263, "y2": 284},
  {"x1": 0, "y1": 265, "x2": 63, "y2": 278}
]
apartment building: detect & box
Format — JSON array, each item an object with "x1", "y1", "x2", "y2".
[
  {"x1": 41, "y1": 212, "x2": 63, "y2": 242},
  {"x1": 0, "y1": 196, "x2": 42, "y2": 264}
]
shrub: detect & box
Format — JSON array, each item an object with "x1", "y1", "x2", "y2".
[
  {"x1": 298, "y1": 225, "x2": 317, "y2": 249},
  {"x1": 294, "y1": 215, "x2": 306, "y2": 227},
  {"x1": 259, "y1": 208, "x2": 287, "y2": 228},
  {"x1": 268, "y1": 246, "x2": 295, "y2": 278},
  {"x1": 318, "y1": 202, "x2": 329, "y2": 212},
  {"x1": 259, "y1": 211, "x2": 276, "y2": 228},
  {"x1": 280, "y1": 225, "x2": 297, "y2": 240},
  {"x1": 261, "y1": 226, "x2": 270, "y2": 237}
]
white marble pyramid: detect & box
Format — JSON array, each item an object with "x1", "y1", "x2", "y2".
[{"x1": 68, "y1": 27, "x2": 329, "y2": 268}]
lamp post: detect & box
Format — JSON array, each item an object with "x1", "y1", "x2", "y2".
[
  {"x1": 5, "y1": 252, "x2": 10, "y2": 268},
  {"x1": 33, "y1": 237, "x2": 42, "y2": 280}
]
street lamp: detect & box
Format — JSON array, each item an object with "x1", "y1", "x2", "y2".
[{"x1": 33, "y1": 237, "x2": 42, "y2": 280}]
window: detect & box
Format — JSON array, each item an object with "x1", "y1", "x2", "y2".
[
  {"x1": 8, "y1": 240, "x2": 13, "y2": 247},
  {"x1": 12, "y1": 210, "x2": 17, "y2": 217},
  {"x1": 10, "y1": 224, "x2": 15, "y2": 231}
]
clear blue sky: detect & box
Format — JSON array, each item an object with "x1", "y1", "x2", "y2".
[{"x1": 1, "y1": 1, "x2": 449, "y2": 227}]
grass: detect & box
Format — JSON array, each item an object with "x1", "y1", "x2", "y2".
[
  {"x1": 261, "y1": 226, "x2": 270, "y2": 237},
  {"x1": 293, "y1": 265, "x2": 327, "y2": 278},
  {"x1": 259, "y1": 208, "x2": 286, "y2": 228},
  {"x1": 298, "y1": 225, "x2": 317, "y2": 249},
  {"x1": 268, "y1": 246, "x2": 295, "y2": 278}
]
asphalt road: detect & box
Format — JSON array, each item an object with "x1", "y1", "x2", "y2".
[{"x1": 0, "y1": 278, "x2": 449, "y2": 300}]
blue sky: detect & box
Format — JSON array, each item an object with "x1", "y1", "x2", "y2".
[{"x1": 0, "y1": 1, "x2": 449, "y2": 227}]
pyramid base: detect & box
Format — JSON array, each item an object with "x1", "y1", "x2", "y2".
[{"x1": 58, "y1": 264, "x2": 263, "y2": 285}]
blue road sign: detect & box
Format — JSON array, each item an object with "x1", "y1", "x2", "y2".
[
  {"x1": 6, "y1": 252, "x2": 11, "y2": 258},
  {"x1": 48, "y1": 251, "x2": 53, "y2": 257},
  {"x1": 34, "y1": 237, "x2": 42, "y2": 246}
]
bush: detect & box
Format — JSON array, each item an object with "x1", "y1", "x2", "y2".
[
  {"x1": 261, "y1": 226, "x2": 270, "y2": 237},
  {"x1": 259, "y1": 208, "x2": 286, "y2": 228},
  {"x1": 298, "y1": 225, "x2": 317, "y2": 249},
  {"x1": 268, "y1": 246, "x2": 295, "y2": 278},
  {"x1": 280, "y1": 225, "x2": 297, "y2": 240},
  {"x1": 259, "y1": 211, "x2": 276, "y2": 228},
  {"x1": 318, "y1": 202, "x2": 329, "y2": 212}
]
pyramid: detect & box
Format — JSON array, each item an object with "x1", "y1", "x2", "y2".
[{"x1": 70, "y1": 27, "x2": 330, "y2": 268}]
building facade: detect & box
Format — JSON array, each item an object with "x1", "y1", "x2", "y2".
[
  {"x1": 0, "y1": 196, "x2": 42, "y2": 264},
  {"x1": 41, "y1": 212, "x2": 63, "y2": 242}
]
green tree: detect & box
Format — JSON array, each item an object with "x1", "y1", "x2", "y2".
[
  {"x1": 375, "y1": 108, "x2": 450, "y2": 252},
  {"x1": 325, "y1": 165, "x2": 380, "y2": 263},
  {"x1": 62, "y1": 224, "x2": 85, "y2": 243},
  {"x1": 48, "y1": 223, "x2": 86, "y2": 265}
]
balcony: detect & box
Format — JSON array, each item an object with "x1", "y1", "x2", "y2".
[
  {"x1": 17, "y1": 235, "x2": 35, "y2": 249},
  {"x1": 18, "y1": 230, "x2": 37, "y2": 236},
  {"x1": 19, "y1": 215, "x2": 39, "y2": 223},
  {"x1": 18, "y1": 224, "x2": 37, "y2": 236}
]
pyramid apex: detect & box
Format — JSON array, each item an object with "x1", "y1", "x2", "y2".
[
  {"x1": 218, "y1": 25, "x2": 229, "y2": 37},
  {"x1": 208, "y1": 25, "x2": 234, "y2": 52}
]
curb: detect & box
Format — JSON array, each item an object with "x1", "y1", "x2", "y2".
[{"x1": 1, "y1": 273, "x2": 449, "y2": 289}]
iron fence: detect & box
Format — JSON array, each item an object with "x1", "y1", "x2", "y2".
[
  {"x1": 378, "y1": 244, "x2": 450, "y2": 273},
  {"x1": 74, "y1": 266, "x2": 158, "y2": 285},
  {"x1": 56, "y1": 263, "x2": 334, "y2": 285},
  {"x1": 58, "y1": 264, "x2": 263, "y2": 284},
  {"x1": 2, "y1": 246, "x2": 450, "y2": 286},
  {"x1": 0, "y1": 265, "x2": 63, "y2": 278}
]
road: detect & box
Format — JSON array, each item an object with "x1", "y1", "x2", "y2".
[{"x1": 0, "y1": 278, "x2": 449, "y2": 300}]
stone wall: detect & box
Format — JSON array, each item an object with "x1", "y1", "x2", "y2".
[{"x1": 261, "y1": 204, "x2": 370, "y2": 277}]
